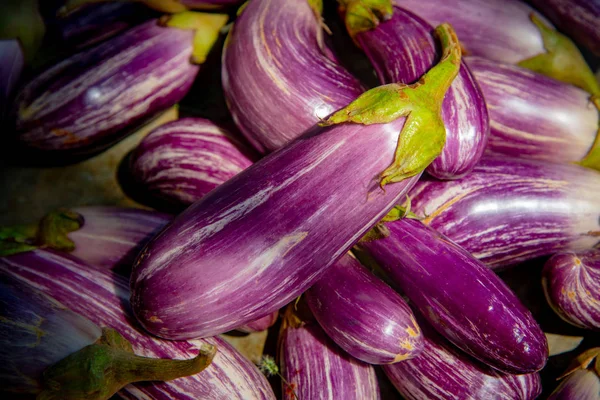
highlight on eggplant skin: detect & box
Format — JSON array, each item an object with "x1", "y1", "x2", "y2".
[
  {"x1": 408, "y1": 155, "x2": 600, "y2": 269},
  {"x1": 467, "y1": 56, "x2": 598, "y2": 165},
  {"x1": 305, "y1": 253, "x2": 424, "y2": 365},
  {"x1": 542, "y1": 249, "x2": 600, "y2": 331},
  {"x1": 129, "y1": 118, "x2": 256, "y2": 207}
]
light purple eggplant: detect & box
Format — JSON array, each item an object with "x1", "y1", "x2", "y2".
[
  {"x1": 352, "y1": 5, "x2": 489, "y2": 179},
  {"x1": 383, "y1": 314, "x2": 542, "y2": 400},
  {"x1": 129, "y1": 118, "x2": 256, "y2": 207},
  {"x1": 0, "y1": 40, "x2": 23, "y2": 120},
  {"x1": 305, "y1": 253, "x2": 423, "y2": 365},
  {"x1": 542, "y1": 249, "x2": 600, "y2": 331},
  {"x1": 236, "y1": 310, "x2": 279, "y2": 333},
  {"x1": 279, "y1": 307, "x2": 380, "y2": 400},
  {"x1": 222, "y1": 0, "x2": 364, "y2": 153},
  {"x1": 549, "y1": 369, "x2": 600, "y2": 400},
  {"x1": 356, "y1": 218, "x2": 548, "y2": 373},
  {"x1": 0, "y1": 250, "x2": 276, "y2": 400},
  {"x1": 467, "y1": 56, "x2": 599, "y2": 167},
  {"x1": 408, "y1": 155, "x2": 600, "y2": 269}
]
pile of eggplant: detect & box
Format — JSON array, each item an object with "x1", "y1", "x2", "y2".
[{"x1": 1, "y1": 0, "x2": 600, "y2": 399}]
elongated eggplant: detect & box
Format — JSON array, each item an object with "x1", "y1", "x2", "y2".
[
  {"x1": 222, "y1": 0, "x2": 364, "y2": 153},
  {"x1": 383, "y1": 314, "x2": 542, "y2": 400},
  {"x1": 14, "y1": 13, "x2": 227, "y2": 157},
  {"x1": 236, "y1": 310, "x2": 279, "y2": 333},
  {"x1": 129, "y1": 118, "x2": 256, "y2": 207},
  {"x1": 467, "y1": 56, "x2": 600, "y2": 169},
  {"x1": 356, "y1": 218, "x2": 547, "y2": 373},
  {"x1": 279, "y1": 306, "x2": 380, "y2": 400},
  {"x1": 542, "y1": 249, "x2": 600, "y2": 331},
  {"x1": 305, "y1": 253, "x2": 423, "y2": 364},
  {"x1": 408, "y1": 155, "x2": 600, "y2": 269},
  {"x1": 0, "y1": 40, "x2": 23, "y2": 121},
  {"x1": 549, "y1": 348, "x2": 600, "y2": 400},
  {"x1": 345, "y1": 4, "x2": 489, "y2": 179},
  {"x1": 0, "y1": 250, "x2": 276, "y2": 399}
]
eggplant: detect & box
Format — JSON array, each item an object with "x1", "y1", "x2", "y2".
[
  {"x1": 548, "y1": 348, "x2": 600, "y2": 400},
  {"x1": 542, "y1": 249, "x2": 600, "y2": 331},
  {"x1": 236, "y1": 310, "x2": 279, "y2": 333},
  {"x1": 345, "y1": 4, "x2": 489, "y2": 179},
  {"x1": 0, "y1": 250, "x2": 276, "y2": 399},
  {"x1": 356, "y1": 217, "x2": 547, "y2": 373},
  {"x1": 382, "y1": 314, "x2": 542, "y2": 400},
  {"x1": 305, "y1": 253, "x2": 423, "y2": 365},
  {"x1": 279, "y1": 306, "x2": 380, "y2": 400},
  {"x1": 408, "y1": 155, "x2": 600, "y2": 269},
  {"x1": 13, "y1": 13, "x2": 227, "y2": 157},
  {"x1": 393, "y1": 0, "x2": 599, "y2": 95},
  {"x1": 467, "y1": 56, "x2": 600, "y2": 169},
  {"x1": 222, "y1": 0, "x2": 365, "y2": 153},
  {"x1": 129, "y1": 118, "x2": 256, "y2": 207},
  {"x1": 0, "y1": 40, "x2": 23, "y2": 121}
]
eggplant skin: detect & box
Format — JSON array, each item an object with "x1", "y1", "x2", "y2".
[
  {"x1": 0, "y1": 40, "x2": 23, "y2": 121},
  {"x1": 542, "y1": 249, "x2": 600, "y2": 331},
  {"x1": 409, "y1": 155, "x2": 600, "y2": 269},
  {"x1": 0, "y1": 250, "x2": 276, "y2": 400},
  {"x1": 14, "y1": 19, "x2": 199, "y2": 157},
  {"x1": 236, "y1": 310, "x2": 278, "y2": 333},
  {"x1": 548, "y1": 369, "x2": 600, "y2": 400}
]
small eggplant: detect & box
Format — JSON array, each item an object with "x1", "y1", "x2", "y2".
[
  {"x1": 542, "y1": 249, "x2": 600, "y2": 331},
  {"x1": 548, "y1": 348, "x2": 600, "y2": 400},
  {"x1": 305, "y1": 253, "x2": 423, "y2": 365},
  {"x1": 236, "y1": 310, "x2": 279, "y2": 333}
]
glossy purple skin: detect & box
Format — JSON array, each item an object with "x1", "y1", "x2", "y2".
[
  {"x1": 129, "y1": 118, "x2": 256, "y2": 207},
  {"x1": 305, "y1": 254, "x2": 423, "y2": 365},
  {"x1": 409, "y1": 155, "x2": 600, "y2": 269},
  {"x1": 14, "y1": 19, "x2": 199, "y2": 156},
  {"x1": 548, "y1": 369, "x2": 600, "y2": 400},
  {"x1": 467, "y1": 56, "x2": 598, "y2": 163},
  {"x1": 236, "y1": 311, "x2": 278, "y2": 333},
  {"x1": 0, "y1": 40, "x2": 23, "y2": 120},
  {"x1": 356, "y1": 6, "x2": 489, "y2": 179},
  {"x1": 0, "y1": 272, "x2": 101, "y2": 394},
  {"x1": 530, "y1": 0, "x2": 600, "y2": 56},
  {"x1": 542, "y1": 249, "x2": 600, "y2": 331},
  {"x1": 358, "y1": 218, "x2": 548, "y2": 373},
  {"x1": 0, "y1": 250, "x2": 275, "y2": 400},
  {"x1": 383, "y1": 316, "x2": 542, "y2": 400},
  {"x1": 222, "y1": 0, "x2": 364, "y2": 153},
  {"x1": 394, "y1": 0, "x2": 550, "y2": 64},
  {"x1": 280, "y1": 320, "x2": 380, "y2": 400}
]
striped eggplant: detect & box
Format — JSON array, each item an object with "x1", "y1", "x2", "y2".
[
  {"x1": 542, "y1": 249, "x2": 600, "y2": 331},
  {"x1": 382, "y1": 314, "x2": 542, "y2": 400},
  {"x1": 13, "y1": 13, "x2": 227, "y2": 157},
  {"x1": 63, "y1": 0, "x2": 243, "y2": 14},
  {"x1": 0, "y1": 250, "x2": 276, "y2": 400},
  {"x1": 222, "y1": 0, "x2": 365, "y2": 153},
  {"x1": 467, "y1": 56, "x2": 600, "y2": 169},
  {"x1": 345, "y1": 4, "x2": 489, "y2": 179},
  {"x1": 393, "y1": 0, "x2": 599, "y2": 95},
  {"x1": 129, "y1": 118, "x2": 256, "y2": 207},
  {"x1": 529, "y1": 0, "x2": 600, "y2": 56},
  {"x1": 408, "y1": 155, "x2": 600, "y2": 269},
  {"x1": 356, "y1": 218, "x2": 548, "y2": 373},
  {"x1": 0, "y1": 40, "x2": 23, "y2": 120},
  {"x1": 236, "y1": 310, "x2": 279, "y2": 333},
  {"x1": 279, "y1": 306, "x2": 380, "y2": 400},
  {"x1": 305, "y1": 253, "x2": 423, "y2": 365},
  {"x1": 548, "y1": 348, "x2": 600, "y2": 400}
]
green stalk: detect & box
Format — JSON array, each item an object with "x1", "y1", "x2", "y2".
[{"x1": 339, "y1": 0, "x2": 393, "y2": 43}]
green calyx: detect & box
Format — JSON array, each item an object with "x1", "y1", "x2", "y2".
[
  {"x1": 557, "y1": 347, "x2": 600, "y2": 381},
  {"x1": 338, "y1": 0, "x2": 393, "y2": 42},
  {"x1": 360, "y1": 200, "x2": 420, "y2": 243},
  {"x1": 37, "y1": 327, "x2": 217, "y2": 400},
  {"x1": 518, "y1": 13, "x2": 599, "y2": 96},
  {"x1": 0, "y1": 0, "x2": 45, "y2": 63},
  {"x1": 320, "y1": 23, "x2": 461, "y2": 187},
  {"x1": 162, "y1": 11, "x2": 228, "y2": 64},
  {"x1": 578, "y1": 96, "x2": 600, "y2": 170}
]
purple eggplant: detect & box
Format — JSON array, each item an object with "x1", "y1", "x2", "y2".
[
  {"x1": 0, "y1": 40, "x2": 23, "y2": 121},
  {"x1": 279, "y1": 307, "x2": 380, "y2": 400},
  {"x1": 0, "y1": 249, "x2": 276, "y2": 399},
  {"x1": 408, "y1": 155, "x2": 600, "y2": 269},
  {"x1": 305, "y1": 253, "x2": 423, "y2": 365},
  {"x1": 356, "y1": 218, "x2": 548, "y2": 373},
  {"x1": 236, "y1": 310, "x2": 279, "y2": 333},
  {"x1": 467, "y1": 56, "x2": 600, "y2": 168},
  {"x1": 542, "y1": 249, "x2": 600, "y2": 331},
  {"x1": 13, "y1": 13, "x2": 227, "y2": 157},
  {"x1": 549, "y1": 348, "x2": 600, "y2": 400},
  {"x1": 129, "y1": 118, "x2": 256, "y2": 207},
  {"x1": 383, "y1": 314, "x2": 542, "y2": 400},
  {"x1": 347, "y1": 5, "x2": 489, "y2": 179},
  {"x1": 222, "y1": 0, "x2": 365, "y2": 153}
]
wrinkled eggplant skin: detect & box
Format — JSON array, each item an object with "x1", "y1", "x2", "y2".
[
  {"x1": 548, "y1": 369, "x2": 600, "y2": 400},
  {"x1": 0, "y1": 250, "x2": 276, "y2": 400},
  {"x1": 357, "y1": 6, "x2": 489, "y2": 179},
  {"x1": 357, "y1": 218, "x2": 548, "y2": 373},
  {"x1": 542, "y1": 249, "x2": 600, "y2": 331},
  {"x1": 306, "y1": 254, "x2": 423, "y2": 365},
  {"x1": 409, "y1": 156, "x2": 600, "y2": 268},
  {"x1": 236, "y1": 311, "x2": 278, "y2": 333},
  {"x1": 467, "y1": 56, "x2": 597, "y2": 163}
]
